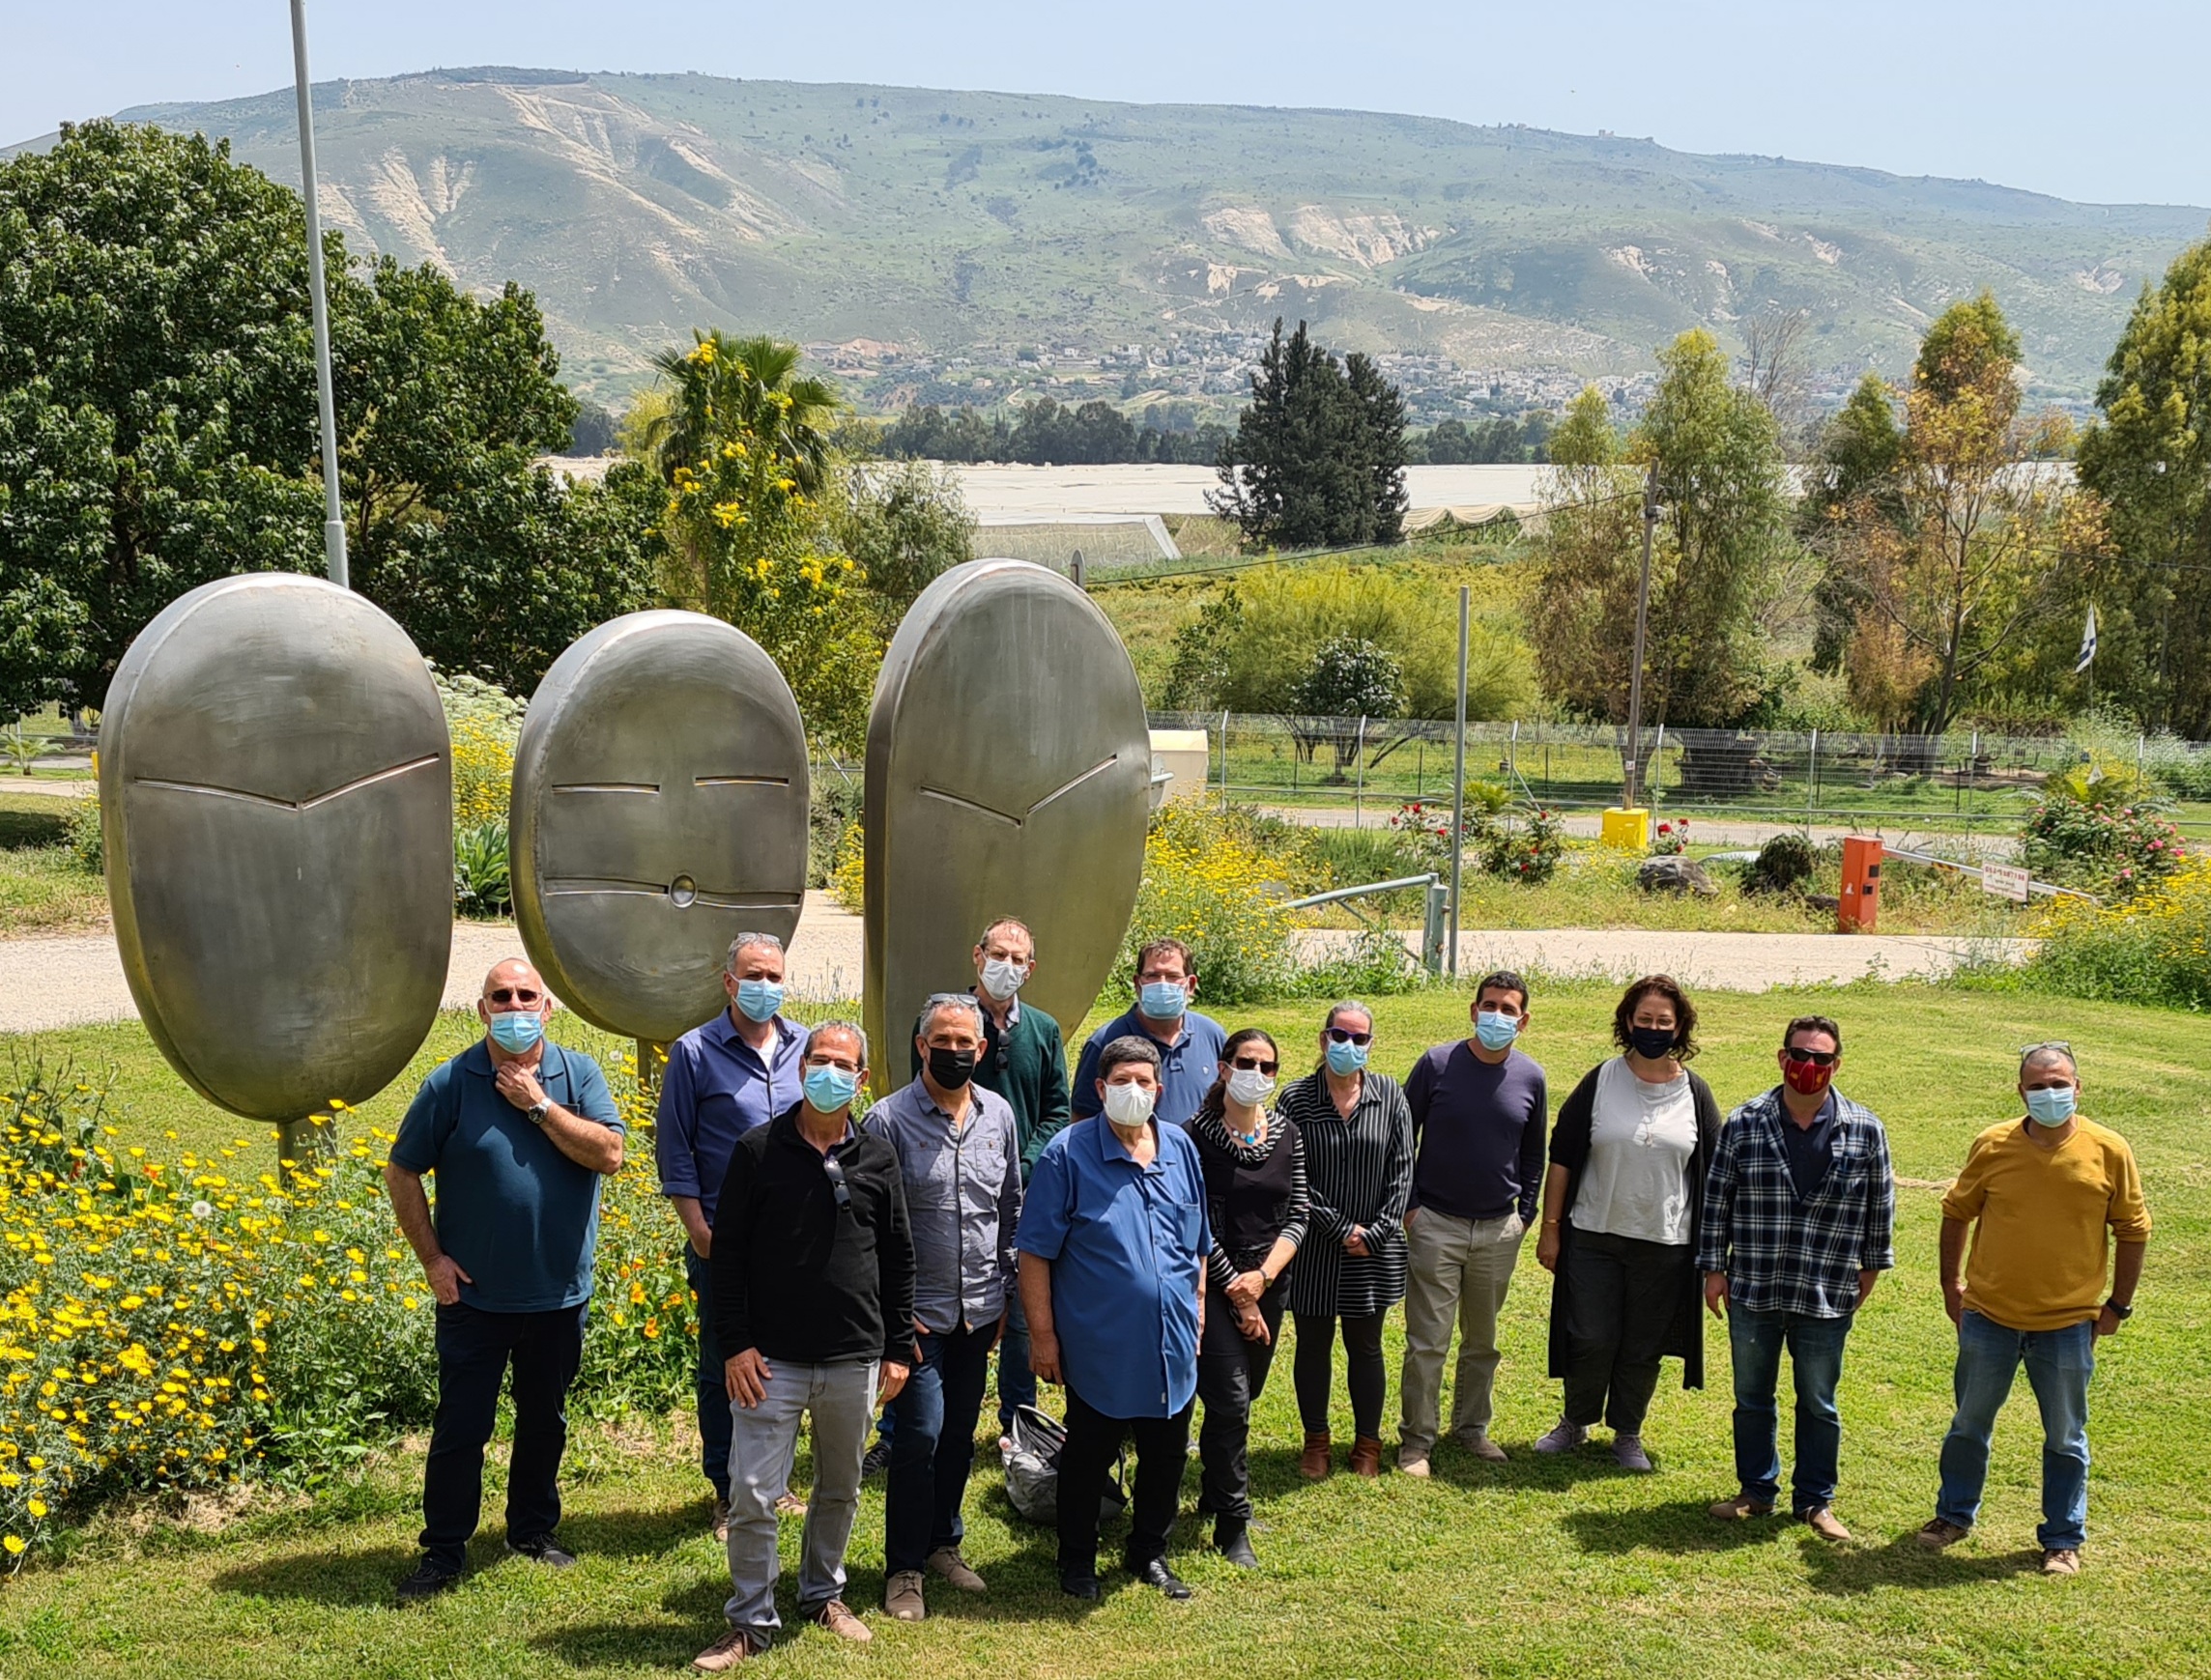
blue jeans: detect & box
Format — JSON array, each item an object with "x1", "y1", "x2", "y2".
[
  {"x1": 1937, "y1": 1310, "x2": 2096, "y2": 1550},
  {"x1": 883, "y1": 1323, "x2": 995, "y2": 1575},
  {"x1": 686, "y1": 1249, "x2": 732, "y2": 1500},
  {"x1": 1727, "y1": 1303, "x2": 1853, "y2": 1513},
  {"x1": 996, "y1": 1285, "x2": 1035, "y2": 1433}
]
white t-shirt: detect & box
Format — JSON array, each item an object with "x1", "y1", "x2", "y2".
[{"x1": 1568, "y1": 1056, "x2": 1698, "y2": 1246}]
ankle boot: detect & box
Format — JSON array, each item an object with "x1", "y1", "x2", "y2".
[
  {"x1": 1299, "y1": 1430, "x2": 1333, "y2": 1479},
  {"x1": 1214, "y1": 1516, "x2": 1259, "y2": 1569},
  {"x1": 1349, "y1": 1435, "x2": 1384, "y2": 1477}
]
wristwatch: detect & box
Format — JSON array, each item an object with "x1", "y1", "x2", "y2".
[
  {"x1": 2105, "y1": 1299, "x2": 2133, "y2": 1321},
  {"x1": 528, "y1": 1097, "x2": 553, "y2": 1127}
]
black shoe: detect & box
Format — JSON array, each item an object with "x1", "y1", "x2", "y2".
[
  {"x1": 505, "y1": 1533, "x2": 577, "y2": 1568},
  {"x1": 1214, "y1": 1519, "x2": 1259, "y2": 1570},
  {"x1": 1059, "y1": 1573, "x2": 1102, "y2": 1601},
  {"x1": 396, "y1": 1559, "x2": 461, "y2": 1603},
  {"x1": 1128, "y1": 1557, "x2": 1193, "y2": 1600},
  {"x1": 861, "y1": 1438, "x2": 893, "y2": 1479}
]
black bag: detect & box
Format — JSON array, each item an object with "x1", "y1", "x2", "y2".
[{"x1": 999, "y1": 1404, "x2": 1127, "y2": 1525}]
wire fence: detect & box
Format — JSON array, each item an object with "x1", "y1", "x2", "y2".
[{"x1": 1143, "y1": 713, "x2": 2211, "y2": 837}]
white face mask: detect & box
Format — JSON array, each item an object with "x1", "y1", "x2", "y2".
[
  {"x1": 979, "y1": 955, "x2": 1029, "y2": 1002},
  {"x1": 1225, "y1": 1067, "x2": 1277, "y2": 1108},
  {"x1": 1102, "y1": 1081, "x2": 1157, "y2": 1126}
]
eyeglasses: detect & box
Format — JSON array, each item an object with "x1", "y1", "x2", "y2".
[
  {"x1": 1326, "y1": 1027, "x2": 1372, "y2": 1046},
  {"x1": 804, "y1": 1057, "x2": 861, "y2": 1074},
  {"x1": 819, "y1": 1150, "x2": 852, "y2": 1211},
  {"x1": 1231, "y1": 1056, "x2": 1279, "y2": 1075},
  {"x1": 486, "y1": 986, "x2": 543, "y2": 1006},
  {"x1": 1783, "y1": 1047, "x2": 1839, "y2": 1067}
]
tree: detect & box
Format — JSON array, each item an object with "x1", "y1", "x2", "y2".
[
  {"x1": 832, "y1": 459, "x2": 975, "y2": 631},
  {"x1": 1739, "y1": 307, "x2": 1814, "y2": 443},
  {"x1": 1211, "y1": 319, "x2": 1409, "y2": 552},
  {"x1": 2075, "y1": 236, "x2": 2211, "y2": 734},
  {"x1": 645, "y1": 330, "x2": 838, "y2": 497},
  {"x1": 1294, "y1": 635, "x2": 1406, "y2": 779},
  {"x1": 1800, "y1": 374, "x2": 1905, "y2": 672}
]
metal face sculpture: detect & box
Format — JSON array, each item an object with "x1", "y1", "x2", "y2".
[
  {"x1": 510, "y1": 612, "x2": 809, "y2": 1043},
  {"x1": 864, "y1": 559, "x2": 1149, "y2": 1090},
  {"x1": 100, "y1": 575, "x2": 452, "y2": 1122}
]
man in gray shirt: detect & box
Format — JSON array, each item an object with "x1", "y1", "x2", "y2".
[{"x1": 866, "y1": 993, "x2": 1022, "y2": 1624}]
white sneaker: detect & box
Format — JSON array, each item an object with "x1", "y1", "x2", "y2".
[{"x1": 1534, "y1": 1418, "x2": 1587, "y2": 1455}]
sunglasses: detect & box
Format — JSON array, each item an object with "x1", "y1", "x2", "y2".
[
  {"x1": 820, "y1": 1150, "x2": 852, "y2": 1211},
  {"x1": 1783, "y1": 1047, "x2": 1839, "y2": 1067},
  {"x1": 2021, "y1": 1039, "x2": 2074, "y2": 1057},
  {"x1": 1231, "y1": 1055, "x2": 1279, "y2": 1075},
  {"x1": 486, "y1": 986, "x2": 544, "y2": 1006},
  {"x1": 1326, "y1": 1027, "x2": 1372, "y2": 1046}
]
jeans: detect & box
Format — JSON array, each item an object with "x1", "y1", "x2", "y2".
[
  {"x1": 1057, "y1": 1386, "x2": 1192, "y2": 1580},
  {"x1": 1195, "y1": 1280, "x2": 1284, "y2": 1522},
  {"x1": 883, "y1": 1324, "x2": 994, "y2": 1575},
  {"x1": 686, "y1": 1249, "x2": 732, "y2": 1500},
  {"x1": 1937, "y1": 1310, "x2": 2096, "y2": 1551},
  {"x1": 1292, "y1": 1310, "x2": 1388, "y2": 1438},
  {"x1": 1560, "y1": 1229, "x2": 1690, "y2": 1435},
  {"x1": 419, "y1": 1300, "x2": 588, "y2": 1572},
  {"x1": 1399, "y1": 1210, "x2": 1525, "y2": 1454},
  {"x1": 1727, "y1": 1304, "x2": 1854, "y2": 1513},
  {"x1": 996, "y1": 1285, "x2": 1036, "y2": 1433},
  {"x1": 722, "y1": 1357, "x2": 877, "y2": 1647}
]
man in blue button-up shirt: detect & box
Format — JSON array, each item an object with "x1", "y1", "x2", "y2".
[
  {"x1": 657, "y1": 932, "x2": 810, "y2": 1535},
  {"x1": 1018, "y1": 1035, "x2": 1209, "y2": 1602},
  {"x1": 1070, "y1": 936, "x2": 1226, "y2": 1127}
]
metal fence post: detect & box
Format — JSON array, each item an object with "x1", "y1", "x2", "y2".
[
  {"x1": 1806, "y1": 727, "x2": 1819, "y2": 834},
  {"x1": 1354, "y1": 714, "x2": 1367, "y2": 826},
  {"x1": 1422, "y1": 878, "x2": 1448, "y2": 974}
]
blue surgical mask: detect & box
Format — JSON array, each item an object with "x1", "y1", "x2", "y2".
[
  {"x1": 487, "y1": 1011, "x2": 543, "y2": 1054},
  {"x1": 1138, "y1": 981, "x2": 1188, "y2": 1022},
  {"x1": 2024, "y1": 1085, "x2": 2078, "y2": 1126},
  {"x1": 734, "y1": 978, "x2": 785, "y2": 1023},
  {"x1": 804, "y1": 1065, "x2": 859, "y2": 1112},
  {"x1": 1476, "y1": 1011, "x2": 1520, "y2": 1052},
  {"x1": 1326, "y1": 1038, "x2": 1368, "y2": 1076}
]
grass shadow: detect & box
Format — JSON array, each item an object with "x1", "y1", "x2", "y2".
[
  {"x1": 1797, "y1": 1530, "x2": 2044, "y2": 1596},
  {"x1": 211, "y1": 1543, "x2": 420, "y2": 1608},
  {"x1": 552, "y1": 1500, "x2": 707, "y2": 1561},
  {"x1": 1560, "y1": 1499, "x2": 1795, "y2": 1556},
  {"x1": 1426, "y1": 1438, "x2": 1651, "y2": 1492}
]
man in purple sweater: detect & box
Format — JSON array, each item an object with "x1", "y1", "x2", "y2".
[{"x1": 1396, "y1": 971, "x2": 1548, "y2": 1473}]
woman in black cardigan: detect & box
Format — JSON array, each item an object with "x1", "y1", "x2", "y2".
[{"x1": 1533, "y1": 975, "x2": 1721, "y2": 1472}]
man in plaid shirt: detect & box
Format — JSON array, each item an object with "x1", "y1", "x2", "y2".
[{"x1": 1698, "y1": 1014, "x2": 1894, "y2": 1541}]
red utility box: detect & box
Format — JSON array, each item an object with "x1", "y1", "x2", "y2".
[{"x1": 1838, "y1": 836, "x2": 1882, "y2": 932}]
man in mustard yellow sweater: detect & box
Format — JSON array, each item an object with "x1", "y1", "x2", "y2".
[{"x1": 1917, "y1": 1043, "x2": 2151, "y2": 1576}]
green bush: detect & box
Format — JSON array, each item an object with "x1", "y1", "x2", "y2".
[
  {"x1": 1115, "y1": 805, "x2": 1294, "y2": 1006},
  {"x1": 1747, "y1": 831, "x2": 1815, "y2": 896},
  {"x1": 1480, "y1": 803, "x2": 1567, "y2": 884},
  {"x1": 452, "y1": 819, "x2": 512, "y2": 917},
  {"x1": 61, "y1": 799, "x2": 102, "y2": 873},
  {"x1": 2020, "y1": 788, "x2": 2187, "y2": 896}
]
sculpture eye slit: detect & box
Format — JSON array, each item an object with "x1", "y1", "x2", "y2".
[{"x1": 131, "y1": 754, "x2": 441, "y2": 812}]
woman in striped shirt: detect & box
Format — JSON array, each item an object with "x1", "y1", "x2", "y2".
[{"x1": 1278, "y1": 1001, "x2": 1415, "y2": 1479}]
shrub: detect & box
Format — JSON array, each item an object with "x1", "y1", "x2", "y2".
[
  {"x1": 1388, "y1": 783, "x2": 1510, "y2": 868},
  {"x1": 809, "y1": 776, "x2": 861, "y2": 889},
  {"x1": 2142, "y1": 736, "x2": 2211, "y2": 800},
  {"x1": 61, "y1": 800, "x2": 102, "y2": 874},
  {"x1": 1747, "y1": 831, "x2": 1816, "y2": 896},
  {"x1": 1480, "y1": 804, "x2": 1567, "y2": 885},
  {"x1": 2021, "y1": 857, "x2": 2211, "y2": 1011},
  {"x1": 1289, "y1": 927, "x2": 1429, "y2": 998},
  {"x1": 1115, "y1": 804, "x2": 1293, "y2": 1006},
  {"x1": 452, "y1": 819, "x2": 513, "y2": 917},
  {"x1": 829, "y1": 820, "x2": 865, "y2": 914},
  {"x1": 2020, "y1": 788, "x2": 2187, "y2": 897},
  {"x1": 436, "y1": 671, "x2": 527, "y2": 830}
]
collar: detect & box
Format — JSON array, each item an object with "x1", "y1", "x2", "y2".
[
  {"x1": 1127, "y1": 1010, "x2": 1190, "y2": 1051},
  {"x1": 774, "y1": 1105, "x2": 857, "y2": 1153},
  {"x1": 463, "y1": 1039, "x2": 564, "y2": 1080},
  {"x1": 706, "y1": 1008, "x2": 799, "y2": 1054},
  {"x1": 975, "y1": 985, "x2": 1020, "y2": 1031},
  {"x1": 1096, "y1": 1115, "x2": 1163, "y2": 1167}
]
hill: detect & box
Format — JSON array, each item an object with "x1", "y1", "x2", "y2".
[{"x1": 29, "y1": 68, "x2": 2211, "y2": 410}]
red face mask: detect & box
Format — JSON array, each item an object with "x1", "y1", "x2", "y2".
[{"x1": 1782, "y1": 1056, "x2": 1835, "y2": 1097}]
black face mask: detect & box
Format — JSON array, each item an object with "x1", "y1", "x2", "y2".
[
  {"x1": 927, "y1": 1046, "x2": 978, "y2": 1090},
  {"x1": 1628, "y1": 1025, "x2": 1679, "y2": 1061}
]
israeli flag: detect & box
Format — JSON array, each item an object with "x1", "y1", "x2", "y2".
[{"x1": 2075, "y1": 605, "x2": 2098, "y2": 674}]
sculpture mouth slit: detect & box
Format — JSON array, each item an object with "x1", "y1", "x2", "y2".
[
  {"x1": 133, "y1": 755, "x2": 442, "y2": 812},
  {"x1": 541, "y1": 876, "x2": 804, "y2": 911},
  {"x1": 1025, "y1": 754, "x2": 1121, "y2": 815},
  {"x1": 694, "y1": 774, "x2": 792, "y2": 787},
  {"x1": 551, "y1": 782, "x2": 661, "y2": 795}
]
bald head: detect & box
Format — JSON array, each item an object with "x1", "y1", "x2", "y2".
[
  {"x1": 2019, "y1": 1043, "x2": 2079, "y2": 1082},
  {"x1": 477, "y1": 957, "x2": 554, "y2": 1052}
]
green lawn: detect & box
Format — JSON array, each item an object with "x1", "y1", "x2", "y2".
[
  {"x1": 0, "y1": 793, "x2": 106, "y2": 936},
  {"x1": 2, "y1": 983, "x2": 2206, "y2": 1677}
]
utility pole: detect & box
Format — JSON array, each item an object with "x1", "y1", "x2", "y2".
[
  {"x1": 1447, "y1": 585, "x2": 1469, "y2": 978},
  {"x1": 1622, "y1": 460, "x2": 1659, "y2": 807},
  {"x1": 291, "y1": 0, "x2": 348, "y2": 590}
]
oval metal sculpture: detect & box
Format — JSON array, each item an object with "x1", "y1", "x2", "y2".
[
  {"x1": 510, "y1": 611, "x2": 810, "y2": 1043},
  {"x1": 100, "y1": 574, "x2": 453, "y2": 1129},
  {"x1": 864, "y1": 559, "x2": 1150, "y2": 1092}
]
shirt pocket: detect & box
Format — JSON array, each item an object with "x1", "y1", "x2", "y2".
[{"x1": 1167, "y1": 1195, "x2": 1204, "y2": 1254}]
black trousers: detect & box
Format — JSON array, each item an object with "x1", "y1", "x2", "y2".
[
  {"x1": 420, "y1": 1299, "x2": 588, "y2": 1571},
  {"x1": 1292, "y1": 1309, "x2": 1387, "y2": 1438},
  {"x1": 1057, "y1": 1386, "x2": 1193, "y2": 1579},
  {"x1": 1196, "y1": 1281, "x2": 1284, "y2": 1522},
  {"x1": 1561, "y1": 1229, "x2": 1691, "y2": 1435}
]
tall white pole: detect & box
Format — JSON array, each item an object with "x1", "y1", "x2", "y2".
[
  {"x1": 1623, "y1": 460, "x2": 1658, "y2": 806},
  {"x1": 291, "y1": 0, "x2": 348, "y2": 589},
  {"x1": 1447, "y1": 585, "x2": 1469, "y2": 979}
]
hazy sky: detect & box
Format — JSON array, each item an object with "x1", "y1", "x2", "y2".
[{"x1": 9, "y1": 0, "x2": 2207, "y2": 209}]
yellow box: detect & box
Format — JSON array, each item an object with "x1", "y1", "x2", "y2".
[{"x1": 1600, "y1": 807, "x2": 1651, "y2": 849}]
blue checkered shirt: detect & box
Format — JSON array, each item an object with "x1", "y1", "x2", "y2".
[{"x1": 1697, "y1": 1088, "x2": 1895, "y2": 1318}]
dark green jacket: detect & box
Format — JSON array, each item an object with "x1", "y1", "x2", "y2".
[{"x1": 908, "y1": 992, "x2": 1070, "y2": 1179}]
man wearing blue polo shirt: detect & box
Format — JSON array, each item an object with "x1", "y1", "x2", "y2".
[
  {"x1": 1069, "y1": 937, "x2": 1226, "y2": 1127},
  {"x1": 386, "y1": 958, "x2": 626, "y2": 1603},
  {"x1": 1019, "y1": 1036, "x2": 1209, "y2": 1602},
  {"x1": 658, "y1": 932, "x2": 810, "y2": 1538}
]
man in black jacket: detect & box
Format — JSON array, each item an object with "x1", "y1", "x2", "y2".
[{"x1": 693, "y1": 1022, "x2": 915, "y2": 1671}]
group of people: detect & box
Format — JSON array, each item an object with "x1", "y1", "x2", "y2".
[{"x1": 380, "y1": 927, "x2": 2154, "y2": 1667}]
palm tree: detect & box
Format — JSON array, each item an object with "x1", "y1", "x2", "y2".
[{"x1": 643, "y1": 330, "x2": 839, "y2": 496}]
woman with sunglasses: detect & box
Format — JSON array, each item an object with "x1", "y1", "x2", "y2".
[
  {"x1": 1533, "y1": 975, "x2": 1722, "y2": 1472},
  {"x1": 1187, "y1": 1028, "x2": 1308, "y2": 1566},
  {"x1": 1278, "y1": 1002, "x2": 1413, "y2": 1479}
]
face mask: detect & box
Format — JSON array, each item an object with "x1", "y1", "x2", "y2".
[
  {"x1": 733, "y1": 978, "x2": 784, "y2": 1023},
  {"x1": 2024, "y1": 1085, "x2": 2078, "y2": 1126},
  {"x1": 1225, "y1": 1067, "x2": 1276, "y2": 1107},
  {"x1": 1325, "y1": 1038, "x2": 1368, "y2": 1076},
  {"x1": 980, "y1": 957, "x2": 1028, "y2": 1002},
  {"x1": 487, "y1": 1011, "x2": 543, "y2": 1054},
  {"x1": 1476, "y1": 1011, "x2": 1520, "y2": 1052},
  {"x1": 927, "y1": 1045, "x2": 978, "y2": 1091},
  {"x1": 1628, "y1": 1025, "x2": 1678, "y2": 1061},
  {"x1": 1782, "y1": 1057, "x2": 1835, "y2": 1097},
  {"x1": 1137, "y1": 980, "x2": 1189, "y2": 1021},
  {"x1": 804, "y1": 1065, "x2": 859, "y2": 1113},
  {"x1": 1102, "y1": 1081, "x2": 1156, "y2": 1126}
]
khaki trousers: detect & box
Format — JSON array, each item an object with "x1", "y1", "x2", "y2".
[{"x1": 1397, "y1": 1209, "x2": 1525, "y2": 1454}]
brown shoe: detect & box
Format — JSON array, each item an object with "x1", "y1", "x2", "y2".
[
  {"x1": 1299, "y1": 1430, "x2": 1333, "y2": 1480},
  {"x1": 926, "y1": 1547, "x2": 987, "y2": 1593},
  {"x1": 1349, "y1": 1436, "x2": 1383, "y2": 1477},
  {"x1": 2042, "y1": 1548, "x2": 2081, "y2": 1576},
  {"x1": 1455, "y1": 1431, "x2": 1508, "y2": 1463},
  {"x1": 1799, "y1": 1505, "x2": 1852, "y2": 1543},
  {"x1": 811, "y1": 1600, "x2": 872, "y2": 1642},
  {"x1": 883, "y1": 1571, "x2": 925, "y2": 1622},
  {"x1": 1397, "y1": 1446, "x2": 1431, "y2": 1478},
  {"x1": 1916, "y1": 1517, "x2": 1970, "y2": 1550},
  {"x1": 710, "y1": 1497, "x2": 731, "y2": 1545},
  {"x1": 774, "y1": 1491, "x2": 808, "y2": 1519},
  {"x1": 1708, "y1": 1494, "x2": 1775, "y2": 1522},
  {"x1": 692, "y1": 1628, "x2": 758, "y2": 1671}
]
